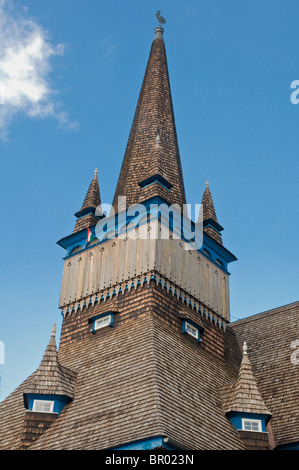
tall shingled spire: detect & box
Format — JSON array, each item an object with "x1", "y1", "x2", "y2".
[
  {"x1": 199, "y1": 180, "x2": 224, "y2": 245},
  {"x1": 73, "y1": 168, "x2": 103, "y2": 233},
  {"x1": 112, "y1": 23, "x2": 186, "y2": 213}
]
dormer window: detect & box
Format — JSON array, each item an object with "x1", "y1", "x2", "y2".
[
  {"x1": 24, "y1": 393, "x2": 72, "y2": 415},
  {"x1": 226, "y1": 412, "x2": 268, "y2": 434},
  {"x1": 182, "y1": 319, "x2": 203, "y2": 343}
]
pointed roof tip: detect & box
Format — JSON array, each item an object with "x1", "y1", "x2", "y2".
[
  {"x1": 112, "y1": 18, "x2": 186, "y2": 212},
  {"x1": 74, "y1": 169, "x2": 102, "y2": 219},
  {"x1": 219, "y1": 340, "x2": 272, "y2": 417},
  {"x1": 201, "y1": 179, "x2": 218, "y2": 222},
  {"x1": 200, "y1": 178, "x2": 224, "y2": 245},
  {"x1": 24, "y1": 321, "x2": 77, "y2": 400}
]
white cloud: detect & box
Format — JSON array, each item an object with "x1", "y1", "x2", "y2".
[{"x1": 0, "y1": 0, "x2": 78, "y2": 140}]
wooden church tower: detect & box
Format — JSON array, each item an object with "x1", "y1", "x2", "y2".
[{"x1": 1, "y1": 18, "x2": 298, "y2": 451}]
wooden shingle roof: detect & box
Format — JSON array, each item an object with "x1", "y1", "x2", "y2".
[
  {"x1": 199, "y1": 180, "x2": 223, "y2": 245},
  {"x1": 231, "y1": 301, "x2": 299, "y2": 448},
  {"x1": 23, "y1": 324, "x2": 76, "y2": 399},
  {"x1": 219, "y1": 341, "x2": 271, "y2": 416},
  {"x1": 0, "y1": 286, "x2": 246, "y2": 450},
  {"x1": 73, "y1": 169, "x2": 102, "y2": 233},
  {"x1": 112, "y1": 28, "x2": 186, "y2": 213}
]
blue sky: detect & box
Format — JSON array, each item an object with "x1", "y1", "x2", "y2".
[{"x1": 0, "y1": 0, "x2": 298, "y2": 401}]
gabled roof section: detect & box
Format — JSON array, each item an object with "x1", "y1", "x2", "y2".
[
  {"x1": 24, "y1": 324, "x2": 76, "y2": 399},
  {"x1": 73, "y1": 168, "x2": 103, "y2": 233},
  {"x1": 112, "y1": 26, "x2": 186, "y2": 213},
  {"x1": 219, "y1": 342, "x2": 271, "y2": 416}
]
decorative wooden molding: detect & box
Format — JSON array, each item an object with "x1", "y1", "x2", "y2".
[
  {"x1": 60, "y1": 270, "x2": 228, "y2": 331},
  {"x1": 59, "y1": 221, "x2": 230, "y2": 322}
]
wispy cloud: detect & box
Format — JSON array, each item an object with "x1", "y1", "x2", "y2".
[
  {"x1": 100, "y1": 38, "x2": 117, "y2": 59},
  {"x1": 0, "y1": 0, "x2": 78, "y2": 140}
]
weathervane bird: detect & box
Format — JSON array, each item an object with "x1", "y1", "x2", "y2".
[{"x1": 156, "y1": 10, "x2": 166, "y2": 26}]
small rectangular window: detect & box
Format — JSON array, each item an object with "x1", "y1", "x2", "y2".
[
  {"x1": 182, "y1": 319, "x2": 202, "y2": 342},
  {"x1": 185, "y1": 321, "x2": 199, "y2": 340},
  {"x1": 242, "y1": 418, "x2": 262, "y2": 432},
  {"x1": 90, "y1": 312, "x2": 115, "y2": 333},
  {"x1": 32, "y1": 399, "x2": 54, "y2": 413},
  {"x1": 94, "y1": 314, "x2": 112, "y2": 331}
]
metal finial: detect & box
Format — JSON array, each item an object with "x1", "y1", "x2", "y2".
[
  {"x1": 206, "y1": 179, "x2": 209, "y2": 188},
  {"x1": 51, "y1": 323, "x2": 56, "y2": 337},
  {"x1": 243, "y1": 341, "x2": 248, "y2": 355},
  {"x1": 156, "y1": 10, "x2": 166, "y2": 26},
  {"x1": 94, "y1": 168, "x2": 98, "y2": 176}
]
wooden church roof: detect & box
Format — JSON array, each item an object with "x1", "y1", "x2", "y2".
[{"x1": 0, "y1": 20, "x2": 298, "y2": 452}]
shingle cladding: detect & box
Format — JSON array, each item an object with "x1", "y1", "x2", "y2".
[
  {"x1": 112, "y1": 33, "x2": 186, "y2": 213},
  {"x1": 0, "y1": 287, "x2": 298, "y2": 449},
  {"x1": 24, "y1": 326, "x2": 76, "y2": 398},
  {"x1": 0, "y1": 285, "x2": 246, "y2": 450},
  {"x1": 231, "y1": 301, "x2": 299, "y2": 448},
  {"x1": 0, "y1": 377, "x2": 34, "y2": 450},
  {"x1": 73, "y1": 169, "x2": 102, "y2": 233}
]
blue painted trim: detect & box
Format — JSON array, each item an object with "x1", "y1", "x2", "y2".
[
  {"x1": 75, "y1": 210, "x2": 96, "y2": 220},
  {"x1": 110, "y1": 436, "x2": 178, "y2": 450},
  {"x1": 203, "y1": 218, "x2": 224, "y2": 233},
  {"x1": 139, "y1": 174, "x2": 173, "y2": 191},
  {"x1": 57, "y1": 195, "x2": 236, "y2": 272},
  {"x1": 182, "y1": 319, "x2": 203, "y2": 343},
  {"x1": 24, "y1": 393, "x2": 71, "y2": 415},
  {"x1": 227, "y1": 412, "x2": 270, "y2": 432},
  {"x1": 89, "y1": 312, "x2": 114, "y2": 334},
  {"x1": 276, "y1": 441, "x2": 299, "y2": 450}
]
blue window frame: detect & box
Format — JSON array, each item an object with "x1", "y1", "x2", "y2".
[
  {"x1": 182, "y1": 319, "x2": 203, "y2": 343},
  {"x1": 90, "y1": 312, "x2": 114, "y2": 334}
]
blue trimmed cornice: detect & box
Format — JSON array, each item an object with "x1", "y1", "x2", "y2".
[{"x1": 57, "y1": 196, "x2": 236, "y2": 272}]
